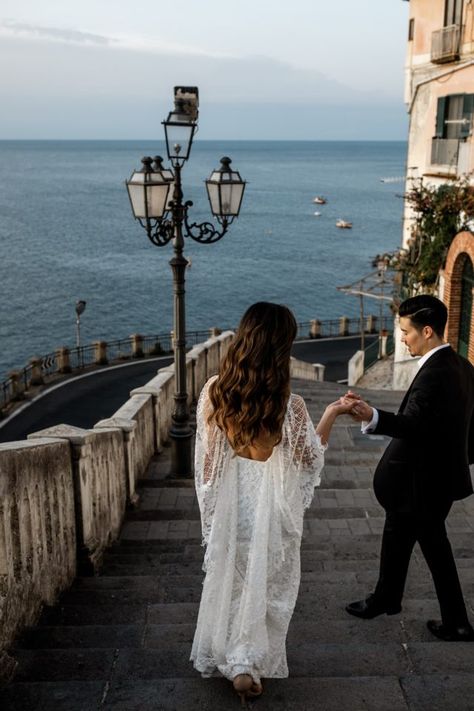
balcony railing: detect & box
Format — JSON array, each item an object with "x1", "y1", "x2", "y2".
[
  {"x1": 431, "y1": 24, "x2": 461, "y2": 63},
  {"x1": 431, "y1": 137, "x2": 460, "y2": 166}
]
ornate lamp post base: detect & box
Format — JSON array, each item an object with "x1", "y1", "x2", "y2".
[{"x1": 169, "y1": 421, "x2": 194, "y2": 478}]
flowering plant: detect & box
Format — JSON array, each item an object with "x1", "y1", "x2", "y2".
[{"x1": 373, "y1": 176, "x2": 474, "y2": 294}]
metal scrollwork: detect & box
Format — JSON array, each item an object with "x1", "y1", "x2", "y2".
[
  {"x1": 185, "y1": 214, "x2": 230, "y2": 244},
  {"x1": 140, "y1": 218, "x2": 174, "y2": 247}
]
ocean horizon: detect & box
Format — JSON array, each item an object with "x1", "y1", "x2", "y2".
[{"x1": 0, "y1": 139, "x2": 407, "y2": 380}]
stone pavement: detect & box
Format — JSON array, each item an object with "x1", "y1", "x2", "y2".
[{"x1": 2, "y1": 380, "x2": 474, "y2": 710}]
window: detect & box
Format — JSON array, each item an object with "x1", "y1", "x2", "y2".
[
  {"x1": 444, "y1": 0, "x2": 464, "y2": 27},
  {"x1": 435, "y1": 94, "x2": 474, "y2": 139},
  {"x1": 409, "y1": 18, "x2": 415, "y2": 41}
]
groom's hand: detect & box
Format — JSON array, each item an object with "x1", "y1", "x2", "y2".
[
  {"x1": 343, "y1": 391, "x2": 365, "y2": 421},
  {"x1": 349, "y1": 398, "x2": 373, "y2": 422}
]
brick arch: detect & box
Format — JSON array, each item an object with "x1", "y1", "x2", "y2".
[{"x1": 443, "y1": 231, "x2": 474, "y2": 363}]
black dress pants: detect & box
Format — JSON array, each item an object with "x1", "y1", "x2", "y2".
[{"x1": 373, "y1": 508, "x2": 469, "y2": 627}]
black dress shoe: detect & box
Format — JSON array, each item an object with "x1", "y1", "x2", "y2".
[
  {"x1": 427, "y1": 620, "x2": 474, "y2": 641},
  {"x1": 345, "y1": 594, "x2": 402, "y2": 619}
]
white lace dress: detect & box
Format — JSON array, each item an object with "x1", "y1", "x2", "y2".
[{"x1": 190, "y1": 377, "x2": 326, "y2": 684}]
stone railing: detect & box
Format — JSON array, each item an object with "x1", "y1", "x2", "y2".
[
  {"x1": 0, "y1": 438, "x2": 76, "y2": 681},
  {"x1": 290, "y1": 357, "x2": 325, "y2": 382},
  {"x1": 0, "y1": 331, "x2": 234, "y2": 682},
  {"x1": 1, "y1": 316, "x2": 381, "y2": 417},
  {"x1": 348, "y1": 350, "x2": 365, "y2": 387}
]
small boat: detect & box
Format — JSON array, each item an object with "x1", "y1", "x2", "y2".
[
  {"x1": 336, "y1": 219, "x2": 353, "y2": 229},
  {"x1": 313, "y1": 211, "x2": 321, "y2": 216},
  {"x1": 313, "y1": 196, "x2": 327, "y2": 204}
]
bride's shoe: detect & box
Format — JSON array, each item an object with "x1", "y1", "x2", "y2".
[
  {"x1": 233, "y1": 675, "x2": 263, "y2": 707},
  {"x1": 247, "y1": 682, "x2": 263, "y2": 698}
]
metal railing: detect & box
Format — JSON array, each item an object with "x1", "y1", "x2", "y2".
[
  {"x1": 0, "y1": 317, "x2": 382, "y2": 415},
  {"x1": 431, "y1": 137, "x2": 460, "y2": 167},
  {"x1": 364, "y1": 339, "x2": 381, "y2": 371},
  {"x1": 296, "y1": 316, "x2": 380, "y2": 340},
  {"x1": 363, "y1": 332, "x2": 395, "y2": 373},
  {"x1": 431, "y1": 24, "x2": 461, "y2": 63}
]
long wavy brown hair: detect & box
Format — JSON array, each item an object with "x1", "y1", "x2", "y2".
[{"x1": 209, "y1": 302, "x2": 297, "y2": 453}]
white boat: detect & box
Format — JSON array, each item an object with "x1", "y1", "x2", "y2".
[
  {"x1": 336, "y1": 219, "x2": 353, "y2": 229},
  {"x1": 313, "y1": 211, "x2": 321, "y2": 216},
  {"x1": 313, "y1": 196, "x2": 327, "y2": 204}
]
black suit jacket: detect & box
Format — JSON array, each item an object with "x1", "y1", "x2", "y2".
[{"x1": 372, "y1": 346, "x2": 474, "y2": 515}]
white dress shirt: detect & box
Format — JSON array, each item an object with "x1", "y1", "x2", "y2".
[{"x1": 361, "y1": 343, "x2": 450, "y2": 434}]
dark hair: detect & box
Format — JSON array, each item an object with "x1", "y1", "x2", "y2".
[
  {"x1": 209, "y1": 302, "x2": 297, "y2": 453},
  {"x1": 398, "y1": 295, "x2": 448, "y2": 338}
]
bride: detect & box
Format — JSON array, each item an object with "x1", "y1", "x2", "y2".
[{"x1": 190, "y1": 302, "x2": 352, "y2": 705}]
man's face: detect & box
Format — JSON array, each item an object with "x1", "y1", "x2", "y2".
[{"x1": 399, "y1": 316, "x2": 427, "y2": 357}]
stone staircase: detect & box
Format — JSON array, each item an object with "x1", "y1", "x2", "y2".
[{"x1": 2, "y1": 381, "x2": 474, "y2": 710}]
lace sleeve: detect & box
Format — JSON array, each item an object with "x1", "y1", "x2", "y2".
[
  {"x1": 194, "y1": 376, "x2": 227, "y2": 543},
  {"x1": 288, "y1": 394, "x2": 326, "y2": 509}
]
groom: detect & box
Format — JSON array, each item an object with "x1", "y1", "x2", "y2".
[{"x1": 346, "y1": 294, "x2": 474, "y2": 641}]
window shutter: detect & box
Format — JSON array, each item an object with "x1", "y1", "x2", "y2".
[
  {"x1": 435, "y1": 97, "x2": 447, "y2": 138},
  {"x1": 461, "y1": 94, "x2": 474, "y2": 138}
]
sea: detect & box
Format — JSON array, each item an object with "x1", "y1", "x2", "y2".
[{"x1": 0, "y1": 140, "x2": 406, "y2": 381}]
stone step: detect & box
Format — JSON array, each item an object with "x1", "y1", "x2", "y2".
[
  {"x1": 10, "y1": 638, "x2": 474, "y2": 689},
  {"x1": 99, "y1": 551, "x2": 474, "y2": 577},
  {"x1": 39, "y1": 585, "x2": 474, "y2": 613},
  {"x1": 111, "y1": 533, "x2": 474, "y2": 558},
  {"x1": 37, "y1": 579, "x2": 474, "y2": 614},
  {"x1": 72, "y1": 554, "x2": 474, "y2": 581},
  {"x1": 3, "y1": 674, "x2": 459, "y2": 711},
  {"x1": 123, "y1": 506, "x2": 387, "y2": 522},
  {"x1": 0, "y1": 643, "x2": 407, "y2": 683},
  {"x1": 16, "y1": 612, "x2": 450, "y2": 652},
  {"x1": 35, "y1": 590, "x2": 474, "y2": 631},
  {"x1": 66, "y1": 565, "x2": 474, "y2": 594}
]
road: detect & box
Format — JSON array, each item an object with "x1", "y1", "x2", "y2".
[{"x1": 0, "y1": 336, "x2": 375, "y2": 443}]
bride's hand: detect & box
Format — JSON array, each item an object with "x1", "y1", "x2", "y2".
[{"x1": 326, "y1": 396, "x2": 358, "y2": 416}]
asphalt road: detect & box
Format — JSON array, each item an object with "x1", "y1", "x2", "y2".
[{"x1": 0, "y1": 336, "x2": 375, "y2": 444}]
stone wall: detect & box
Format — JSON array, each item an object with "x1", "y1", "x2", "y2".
[
  {"x1": 0, "y1": 438, "x2": 76, "y2": 680},
  {"x1": 290, "y1": 356, "x2": 325, "y2": 382},
  {"x1": 348, "y1": 350, "x2": 364, "y2": 386},
  {"x1": 0, "y1": 333, "x2": 233, "y2": 682}
]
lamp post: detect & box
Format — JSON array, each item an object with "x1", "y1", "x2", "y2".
[
  {"x1": 125, "y1": 87, "x2": 246, "y2": 478},
  {"x1": 376, "y1": 259, "x2": 388, "y2": 358}
]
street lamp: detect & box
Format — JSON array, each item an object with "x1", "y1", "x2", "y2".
[
  {"x1": 75, "y1": 300, "x2": 86, "y2": 349},
  {"x1": 125, "y1": 87, "x2": 246, "y2": 478}
]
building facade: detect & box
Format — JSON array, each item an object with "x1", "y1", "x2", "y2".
[{"x1": 394, "y1": 0, "x2": 474, "y2": 388}]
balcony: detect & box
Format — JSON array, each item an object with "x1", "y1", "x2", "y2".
[
  {"x1": 431, "y1": 25, "x2": 461, "y2": 63},
  {"x1": 431, "y1": 137, "x2": 460, "y2": 167}
]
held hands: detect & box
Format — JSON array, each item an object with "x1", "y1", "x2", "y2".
[
  {"x1": 318, "y1": 391, "x2": 373, "y2": 445},
  {"x1": 326, "y1": 391, "x2": 373, "y2": 421},
  {"x1": 326, "y1": 391, "x2": 360, "y2": 416},
  {"x1": 343, "y1": 391, "x2": 373, "y2": 422}
]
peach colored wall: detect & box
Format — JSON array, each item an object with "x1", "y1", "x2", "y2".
[
  {"x1": 410, "y1": 0, "x2": 444, "y2": 56},
  {"x1": 408, "y1": 0, "x2": 474, "y2": 58},
  {"x1": 409, "y1": 63, "x2": 474, "y2": 162}
]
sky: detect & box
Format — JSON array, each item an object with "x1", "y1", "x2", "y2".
[{"x1": 0, "y1": 0, "x2": 410, "y2": 140}]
